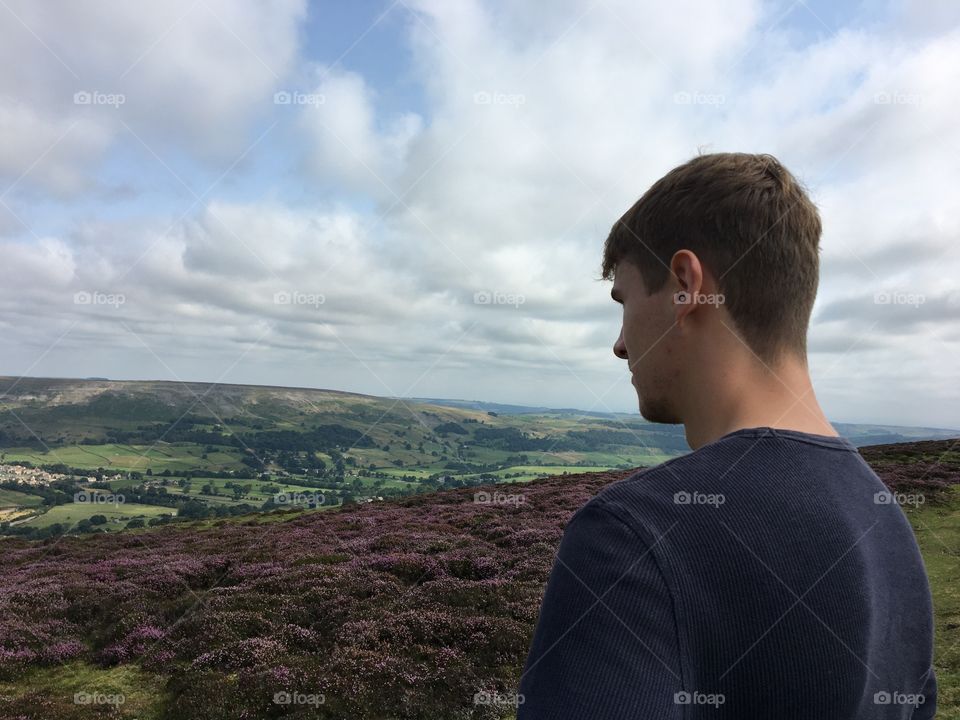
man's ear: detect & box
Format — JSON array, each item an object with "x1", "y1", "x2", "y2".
[
  {"x1": 669, "y1": 250, "x2": 704, "y2": 294},
  {"x1": 669, "y1": 250, "x2": 705, "y2": 323}
]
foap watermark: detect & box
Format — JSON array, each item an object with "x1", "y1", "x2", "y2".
[
  {"x1": 474, "y1": 490, "x2": 525, "y2": 507},
  {"x1": 673, "y1": 91, "x2": 725, "y2": 107},
  {"x1": 873, "y1": 690, "x2": 925, "y2": 707},
  {"x1": 274, "y1": 492, "x2": 325, "y2": 507},
  {"x1": 73, "y1": 90, "x2": 125, "y2": 108},
  {"x1": 674, "y1": 490, "x2": 725, "y2": 508},
  {"x1": 273, "y1": 691, "x2": 325, "y2": 706},
  {"x1": 873, "y1": 290, "x2": 925, "y2": 308},
  {"x1": 473, "y1": 690, "x2": 524, "y2": 706},
  {"x1": 74, "y1": 691, "x2": 125, "y2": 707},
  {"x1": 74, "y1": 290, "x2": 125, "y2": 308},
  {"x1": 674, "y1": 690, "x2": 725, "y2": 708},
  {"x1": 74, "y1": 490, "x2": 125, "y2": 506},
  {"x1": 874, "y1": 490, "x2": 925, "y2": 508},
  {"x1": 874, "y1": 91, "x2": 923, "y2": 106},
  {"x1": 473, "y1": 290, "x2": 525, "y2": 308},
  {"x1": 273, "y1": 90, "x2": 325, "y2": 107},
  {"x1": 473, "y1": 91, "x2": 526, "y2": 107},
  {"x1": 274, "y1": 290, "x2": 325, "y2": 309},
  {"x1": 673, "y1": 290, "x2": 725, "y2": 307}
]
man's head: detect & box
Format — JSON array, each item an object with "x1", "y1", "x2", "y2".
[{"x1": 603, "y1": 152, "x2": 822, "y2": 424}]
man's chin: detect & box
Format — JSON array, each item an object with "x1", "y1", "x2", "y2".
[{"x1": 638, "y1": 396, "x2": 679, "y2": 425}]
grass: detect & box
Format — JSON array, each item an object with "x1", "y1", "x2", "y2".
[
  {"x1": 1, "y1": 443, "x2": 246, "y2": 473},
  {"x1": 0, "y1": 488, "x2": 44, "y2": 523},
  {"x1": 1, "y1": 435, "x2": 679, "y2": 498},
  {"x1": 498, "y1": 464, "x2": 619, "y2": 474},
  {"x1": 0, "y1": 488, "x2": 44, "y2": 507},
  {"x1": 141, "y1": 476, "x2": 334, "y2": 504},
  {"x1": 0, "y1": 661, "x2": 166, "y2": 719},
  {"x1": 372, "y1": 467, "x2": 439, "y2": 479},
  {"x1": 17, "y1": 501, "x2": 176, "y2": 530},
  {"x1": 903, "y1": 485, "x2": 960, "y2": 719}
]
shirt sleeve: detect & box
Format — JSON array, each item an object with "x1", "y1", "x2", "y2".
[{"x1": 516, "y1": 499, "x2": 684, "y2": 719}]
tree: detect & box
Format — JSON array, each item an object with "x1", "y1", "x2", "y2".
[
  {"x1": 179, "y1": 500, "x2": 208, "y2": 519},
  {"x1": 39, "y1": 523, "x2": 66, "y2": 539},
  {"x1": 89, "y1": 514, "x2": 108, "y2": 525}
]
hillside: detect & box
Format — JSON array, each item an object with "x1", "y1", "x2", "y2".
[
  {"x1": 0, "y1": 376, "x2": 691, "y2": 536},
  {"x1": 0, "y1": 376, "x2": 693, "y2": 469},
  {"x1": 0, "y1": 376, "x2": 954, "y2": 460},
  {"x1": 2, "y1": 376, "x2": 957, "y2": 541},
  {"x1": 0, "y1": 437, "x2": 957, "y2": 719}
]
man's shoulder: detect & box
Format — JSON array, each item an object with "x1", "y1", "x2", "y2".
[
  {"x1": 579, "y1": 430, "x2": 879, "y2": 544},
  {"x1": 593, "y1": 445, "x2": 726, "y2": 505},
  {"x1": 579, "y1": 437, "x2": 770, "y2": 535},
  {"x1": 568, "y1": 453, "x2": 707, "y2": 537}
]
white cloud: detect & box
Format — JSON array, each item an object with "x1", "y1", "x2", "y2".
[
  {"x1": 0, "y1": 99, "x2": 112, "y2": 196},
  {"x1": 297, "y1": 66, "x2": 423, "y2": 194},
  {"x1": 0, "y1": 0, "x2": 956, "y2": 426},
  {"x1": 0, "y1": 0, "x2": 307, "y2": 194}
]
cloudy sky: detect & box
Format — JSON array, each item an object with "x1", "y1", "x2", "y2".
[{"x1": 0, "y1": 0, "x2": 958, "y2": 428}]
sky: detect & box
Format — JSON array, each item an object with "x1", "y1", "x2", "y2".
[{"x1": 0, "y1": 0, "x2": 958, "y2": 428}]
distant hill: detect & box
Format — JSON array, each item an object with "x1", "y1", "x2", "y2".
[
  {"x1": 0, "y1": 376, "x2": 956, "y2": 454},
  {"x1": 408, "y1": 396, "x2": 621, "y2": 418},
  {"x1": 410, "y1": 394, "x2": 957, "y2": 447}
]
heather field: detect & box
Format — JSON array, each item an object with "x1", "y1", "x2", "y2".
[{"x1": 0, "y1": 440, "x2": 957, "y2": 719}]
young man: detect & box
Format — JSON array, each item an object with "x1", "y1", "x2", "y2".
[{"x1": 516, "y1": 153, "x2": 937, "y2": 718}]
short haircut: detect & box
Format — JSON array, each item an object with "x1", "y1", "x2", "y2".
[{"x1": 601, "y1": 152, "x2": 822, "y2": 365}]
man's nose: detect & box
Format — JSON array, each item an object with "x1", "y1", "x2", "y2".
[{"x1": 613, "y1": 328, "x2": 628, "y2": 360}]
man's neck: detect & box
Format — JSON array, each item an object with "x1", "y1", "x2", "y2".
[{"x1": 683, "y1": 355, "x2": 836, "y2": 451}]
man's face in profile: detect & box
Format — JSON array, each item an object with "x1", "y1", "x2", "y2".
[{"x1": 611, "y1": 259, "x2": 682, "y2": 425}]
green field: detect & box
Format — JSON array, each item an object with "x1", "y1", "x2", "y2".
[
  {"x1": 447, "y1": 463, "x2": 665, "y2": 484},
  {"x1": 371, "y1": 467, "x2": 438, "y2": 479},
  {"x1": 903, "y1": 487, "x2": 960, "y2": 717},
  {"x1": 505, "y1": 464, "x2": 620, "y2": 472},
  {"x1": 1, "y1": 443, "x2": 245, "y2": 473},
  {"x1": 158, "y1": 476, "x2": 332, "y2": 503},
  {"x1": 0, "y1": 487, "x2": 44, "y2": 508},
  {"x1": 0, "y1": 662, "x2": 166, "y2": 720},
  {"x1": 16, "y1": 501, "x2": 176, "y2": 530}
]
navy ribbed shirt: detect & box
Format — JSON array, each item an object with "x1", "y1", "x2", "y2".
[{"x1": 517, "y1": 426, "x2": 936, "y2": 719}]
